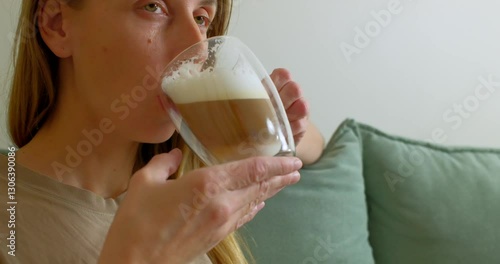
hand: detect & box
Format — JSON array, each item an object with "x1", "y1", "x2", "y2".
[
  {"x1": 271, "y1": 68, "x2": 309, "y2": 146},
  {"x1": 98, "y1": 149, "x2": 302, "y2": 264}
]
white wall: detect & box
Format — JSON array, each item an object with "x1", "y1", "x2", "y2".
[
  {"x1": 229, "y1": 0, "x2": 500, "y2": 148},
  {"x1": 0, "y1": 0, "x2": 21, "y2": 149},
  {"x1": 1, "y1": 0, "x2": 500, "y2": 149}
]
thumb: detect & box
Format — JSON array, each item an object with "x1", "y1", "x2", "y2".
[{"x1": 145, "y1": 148, "x2": 183, "y2": 182}]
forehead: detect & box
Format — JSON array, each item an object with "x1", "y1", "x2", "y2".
[
  {"x1": 82, "y1": 0, "x2": 218, "y2": 8},
  {"x1": 199, "y1": 0, "x2": 218, "y2": 6},
  {"x1": 161, "y1": 0, "x2": 218, "y2": 8}
]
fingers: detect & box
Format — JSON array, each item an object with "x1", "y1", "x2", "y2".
[
  {"x1": 211, "y1": 169, "x2": 301, "y2": 235},
  {"x1": 138, "y1": 149, "x2": 183, "y2": 183},
  {"x1": 229, "y1": 171, "x2": 301, "y2": 231},
  {"x1": 230, "y1": 171, "x2": 300, "y2": 212},
  {"x1": 271, "y1": 69, "x2": 305, "y2": 110},
  {"x1": 286, "y1": 98, "x2": 309, "y2": 122},
  {"x1": 218, "y1": 156, "x2": 302, "y2": 191},
  {"x1": 270, "y1": 67, "x2": 309, "y2": 127},
  {"x1": 290, "y1": 118, "x2": 308, "y2": 143},
  {"x1": 235, "y1": 202, "x2": 266, "y2": 230},
  {"x1": 279, "y1": 82, "x2": 302, "y2": 110},
  {"x1": 270, "y1": 68, "x2": 293, "y2": 92},
  {"x1": 177, "y1": 157, "x2": 300, "y2": 222},
  {"x1": 172, "y1": 157, "x2": 301, "y2": 243}
]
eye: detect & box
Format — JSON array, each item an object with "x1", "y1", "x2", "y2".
[
  {"x1": 143, "y1": 3, "x2": 164, "y2": 14},
  {"x1": 194, "y1": 15, "x2": 211, "y2": 28}
]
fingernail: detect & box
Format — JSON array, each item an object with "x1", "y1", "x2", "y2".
[
  {"x1": 255, "y1": 202, "x2": 265, "y2": 212},
  {"x1": 290, "y1": 171, "x2": 301, "y2": 183},
  {"x1": 294, "y1": 158, "x2": 303, "y2": 169}
]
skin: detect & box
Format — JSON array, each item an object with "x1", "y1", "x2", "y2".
[
  {"x1": 271, "y1": 69, "x2": 325, "y2": 165},
  {"x1": 15, "y1": 0, "x2": 324, "y2": 262}
]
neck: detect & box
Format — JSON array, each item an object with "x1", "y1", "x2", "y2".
[
  {"x1": 18, "y1": 110, "x2": 139, "y2": 198},
  {"x1": 17, "y1": 67, "x2": 139, "y2": 199},
  {"x1": 18, "y1": 112, "x2": 139, "y2": 199}
]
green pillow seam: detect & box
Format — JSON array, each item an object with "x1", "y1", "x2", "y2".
[{"x1": 344, "y1": 120, "x2": 500, "y2": 154}]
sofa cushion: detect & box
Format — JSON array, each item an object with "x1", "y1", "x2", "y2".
[
  {"x1": 242, "y1": 120, "x2": 374, "y2": 264},
  {"x1": 358, "y1": 120, "x2": 500, "y2": 263}
]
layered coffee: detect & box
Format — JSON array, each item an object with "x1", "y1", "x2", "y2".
[{"x1": 162, "y1": 68, "x2": 282, "y2": 163}]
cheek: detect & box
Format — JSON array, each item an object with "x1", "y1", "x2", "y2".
[
  {"x1": 103, "y1": 24, "x2": 166, "y2": 88},
  {"x1": 70, "y1": 9, "x2": 175, "y2": 122},
  {"x1": 115, "y1": 92, "x2": 175, "y2": 143},
  {"x1": 78, "y1": 28, "x2": 167, "y2": 106}
]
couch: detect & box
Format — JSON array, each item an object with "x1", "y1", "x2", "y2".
[{"x1": 242, "y1": 119, "x2": 500, "y2": 264}]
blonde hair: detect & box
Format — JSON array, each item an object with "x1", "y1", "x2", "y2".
[{"x1": 8, "y1": 0, "x2": 252, "y2": 263}]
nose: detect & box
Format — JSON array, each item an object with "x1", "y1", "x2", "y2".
[{"x1": 168, "y1": 14, "x2": 206, "y2": 60}]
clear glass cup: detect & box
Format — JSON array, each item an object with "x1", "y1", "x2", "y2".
[{"x1": 160, "y1": 36, "x2": 295, "y2": 165}]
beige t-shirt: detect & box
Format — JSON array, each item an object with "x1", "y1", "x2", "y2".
[{"x1": 0, "y1": 154, "x2": 212, "y2": 264}]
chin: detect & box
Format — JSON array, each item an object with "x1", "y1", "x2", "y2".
[{"x1": 138, "y1": 125, "x2": 177, "y2": 144}]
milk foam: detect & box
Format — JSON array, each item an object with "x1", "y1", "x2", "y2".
[{"x1": 162, "y1": 66, "x2": 269, "y2": 104}]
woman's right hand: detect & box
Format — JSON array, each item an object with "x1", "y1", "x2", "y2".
[{"x1": 98, "y1": 149, "x2": 302, "y2": 264}]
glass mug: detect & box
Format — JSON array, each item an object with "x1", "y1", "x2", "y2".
[{"x1": 160, "y1": 36, "x2": 295, "y2": 165}]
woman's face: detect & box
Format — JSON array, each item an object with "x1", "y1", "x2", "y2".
[{"x1": 64, "y1": 0, "x2": 217, "y2": 143}]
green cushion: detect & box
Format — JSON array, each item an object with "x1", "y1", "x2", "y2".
[
  {"x1": 243, "y1": 120, "x2": 374, "y2": 264},
  {"x1": 244, "y1": 119, "x2": 500, "y2": 263},
  {"x1": 357, "y1": 120, "x2": 500, "y2": 263}
]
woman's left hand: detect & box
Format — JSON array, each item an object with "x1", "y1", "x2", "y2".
[{"x1": 270, "y1": 68, "x2": 309, "y2": 145}]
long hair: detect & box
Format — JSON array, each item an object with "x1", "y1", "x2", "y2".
[{"x1": 8, "y1": 0, "x2": 252, "y2": 263}]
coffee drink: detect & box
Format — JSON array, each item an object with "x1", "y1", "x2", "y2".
[{"x1": 163, "y1": 68, "x2": 282, "y2": 163}]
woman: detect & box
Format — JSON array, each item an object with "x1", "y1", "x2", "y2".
[{"x1": 0, "y1": 0, "x2": 324, "y2": 263}]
